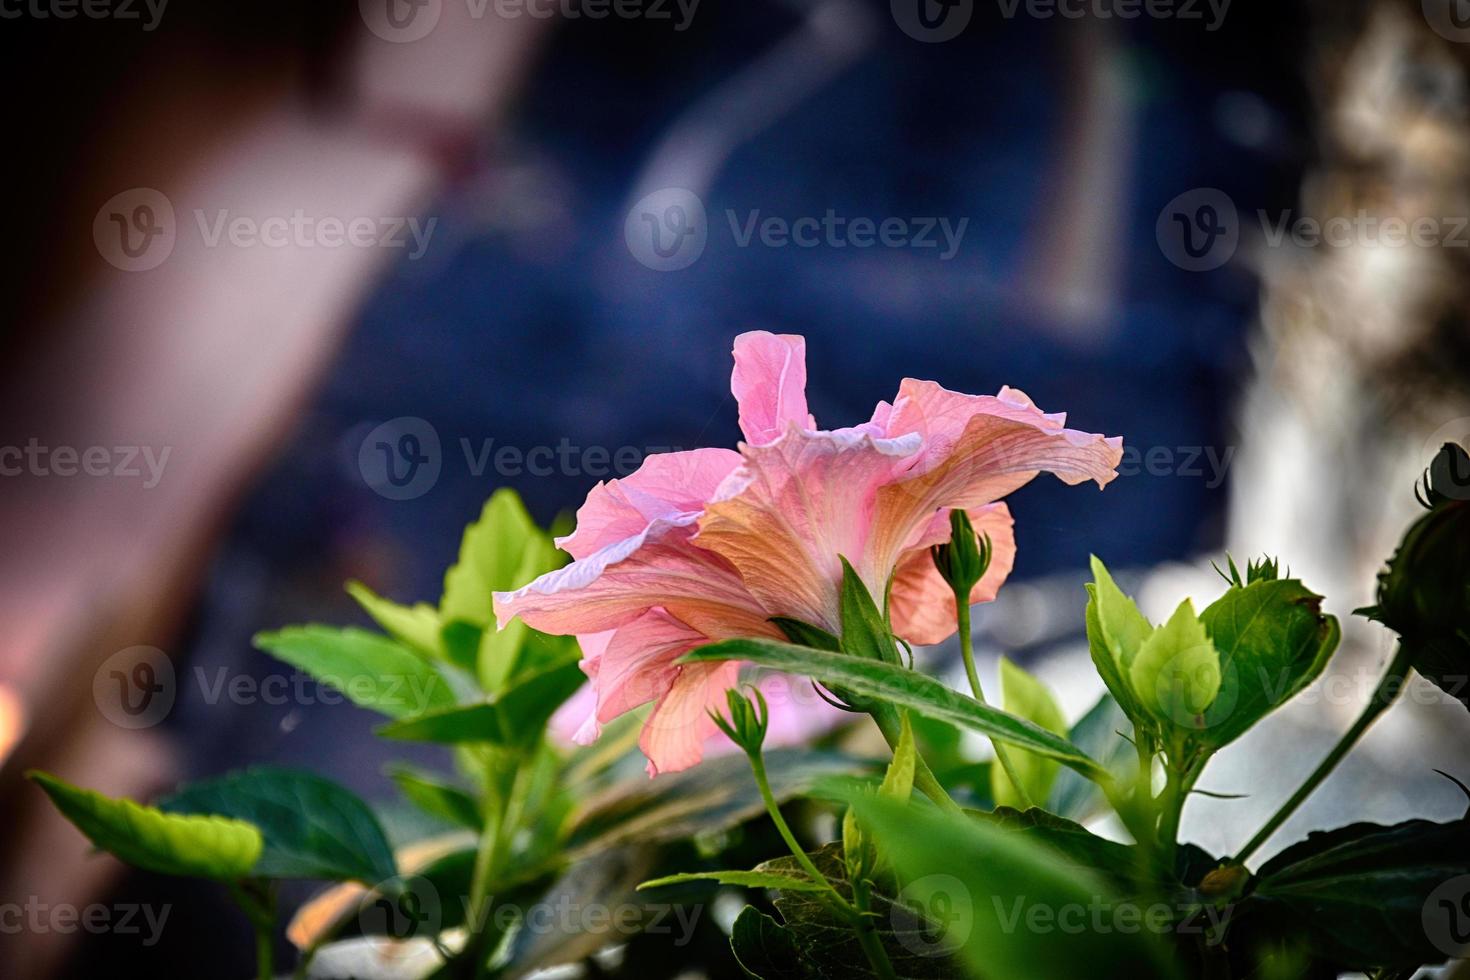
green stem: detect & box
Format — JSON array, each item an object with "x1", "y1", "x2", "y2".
[
  {"x1": 871, "y1": 707, "x2": 963, "y2": 815},
  {"x1": 1235, "y1": 645, "x2": 1413, "y2": 865},
  {"x1": 1156, "y1": 760, "x2": 1201, "y2": 872},
  {"x1": 749, "y1": 751, "x2": 896, "y2": 980},
  {"x1": 231, "y1": 881, "x2": 276, "y2": 980},
  {"x1": 956, "y1": 598, "x2": 1032, "y2": 808},
  {"x1": 852, "y1": 878, "x2": 900, "y2": 980}
]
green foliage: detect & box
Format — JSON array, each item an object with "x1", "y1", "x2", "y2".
[
  {"x1": 252, "y1": 625, "x2": 457, "y2": 719},
  {"x1": 845, "y1": 796, "x2": 1181, "y2": 980},
  {"x1": 684, "y1": 639, "x2": 1107, "y2": 782},
  {"x1": 990, "y1": 658, "x2": 1067, "y2": 808},
  {"x1": 388, "y1": 767, "x2": 482, "y2": 830},
  {"x1": 1085, "y1": 557, "x2": 1154, "y2": 726},
  {"x1": 838, "y1": 557, "x2": 901, "y2": 666},
  {"x1": 376, "y1": 656, "x2": 584, "y2": 746},
  {"x1": 29, "y1": 772, "x2": 262, "y2": 880},
  {"x1": 639, "y1": 869, "x2": 827, "y2": 893},
  {"x1": 160, "y1": 768, "x2": 398, "y2": 884},
  {"x1": 1130, "y1": 599, "x2": 1222, "y2": 729},
  {"x1": 1246, "y1": 811, "x2": 1470, "y2": 969},
  {"x1": 1196, "y1": 577, "x2": 1339, "y2": 749},
  {"x1": 748, "y1": 842, "x2": 965, "y2": 979},
  {"x1": 345, "y1": 580, "x2": 443, "y2": 659},
  {"x1": 1368, "y1": 442, "x2": 1470, "y2": 712},
  {"x1": 730, "y1": 905, "x2": 808, "y2": 979}
]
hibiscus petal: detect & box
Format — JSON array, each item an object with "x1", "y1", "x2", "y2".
[
  {"x1": 493, "y1": 516, "x2": 773, "y2": 641},
  {"x1": 556, "y1": 448, "x2": 742, "y2": 560},
  {"x1": 870, "y1": 381, "x2": 1121, "y2": 577},
  {"x1": 640, "y1": 659, "x2": 742, "y2": 775},
  {"x1": 732, "y1": 332, "x2": 816, "y2": 445},
  {"x1": 889, "y1": 503, "x2": 1017, "y2": 646},
  {"x1": 696, "y1": 426, "x2": 923, "y2": 632}
]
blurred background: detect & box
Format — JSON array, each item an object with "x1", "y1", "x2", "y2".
[{"x1": 1, "y1": 0, "x2": 1468, "y2": 975}]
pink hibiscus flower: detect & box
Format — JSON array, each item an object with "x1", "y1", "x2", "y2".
[{"x1": 494, "y1": 332, "x2": 1122, "y2": 775}]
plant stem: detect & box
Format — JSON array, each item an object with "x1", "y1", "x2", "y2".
[
  {"x1": 955, "y1": 598, "x2": 1032, "y2": 808},
  {"x1": 852, "y1": 877, "x2": 900, "y2": 980},
  {"x1": 871, "y1": 707, "x2": 963, "y2": 815},
  {"x1": 231, "y1": 881, "x2": 276, "y2": 980},
  {"x1": 1235, "y1": 645, "x2": 1413, "y2": 865},
  {"x1": 748, "y1": 750, "x2": 896, "y2": 980}
]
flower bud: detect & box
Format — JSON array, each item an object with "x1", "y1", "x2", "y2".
[
  {"x1": 709, "y1": 686, "x2": 770, "y2": 756},
  {"x1": 931, "y1": 509, "x2": 993, "y2": 596},
  {"x1": 1368, "y1": 443, "x2": 1470, "y2": 711}
]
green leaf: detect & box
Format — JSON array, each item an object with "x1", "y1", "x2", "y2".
[
  {"x1": 845, "y1": 795, "x2": 1181, "y2": 979},
  {"x1": 879, "y1": 713, "x2": 916, "y2": 803},
  {"x1": 377, "y1": 657, "x2": 583, "y2": 746},
  {"x1": 1085, "y1": 558, "x2": 1153, "y2": 725},
  {"x1": 29, "y1": 772, "x2": 262, "y2": 880},
  {"x1": 838, "y1": 557, "x2": 900, "y2": 665},
  {"x1": 252, "y1": 626, "x2": 455, "y2": 720},
  {"x1": 683, "y1": 639, "x2": 1107, "y2": 782},
  {"x1": 639, "y1": 869, "x2": 827, "y2": 893},
  {"x1": 1249, "y1": 813, "x2": 1470, "y2": 969},
  {"x1": 564, "y1": 750, "x2": 865, "y2": 860},
  {"x1": 991, "y1": 658, "x2": 1068, "y2": 808},
  {"x1": 160, "y1": 768, "x2": 397, "y2": 884},
  {"x1": 757, "y1": 842, "x2": 965, "y2": 979},
  {"x1": 772, "y1": 617, "x2": 841, "y2": 652},
  {"x1": 1129, "y1": 599, "x2": 1222, "y2": 729},
  {"x1": 345, "y1": 581, "x2": 442, "y2": 659},
  {"x1": 440, "y1": 489, "x2": 560, "y2": 629},
  {"x1": 1197, "y1": 577, "x2": 1340, "y2": 748},
  {"x1": 730, "y1": 905, "x2": 810, "y2": 980},
  {"x1": 1048, "y1": 693, "x2": 1134, "y2": 821},
  {"x1": 388, "y1": 768, "x2": 481, "y2": 830},
  {"x1": 1089, "y1": 556, "x2": 1155, "y2": 673}
]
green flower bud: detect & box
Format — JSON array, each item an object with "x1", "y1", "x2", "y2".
[
  {"x1": 709, "y1": 686, "x2": 770, "y2": 756},
  {"x1": 1368, "y1": 443, "x2": 1470, "y2": 711},
  {"x1": 931, "y1": 509, "x2": 992, "y2": 596}
]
